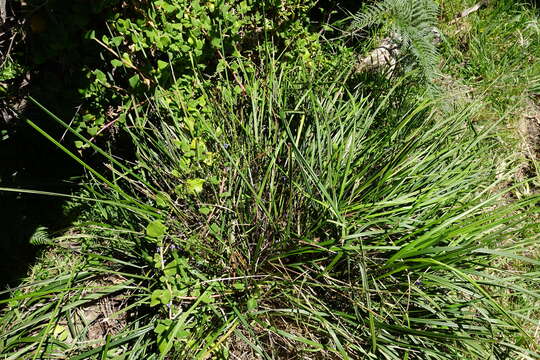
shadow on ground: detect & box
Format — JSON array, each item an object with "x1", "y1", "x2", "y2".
[
  {"x1": 0, "y1": 0, "x2": 115, "y2": 296},
  {"x1": 0, "y1": 105, "x2": 81, "y2": 293}
]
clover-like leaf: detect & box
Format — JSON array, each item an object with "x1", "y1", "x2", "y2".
[
  {"x1": 150, "y1": 289, "x2": 171, "y2": 307},
  {"x1": 146, "y1": 220, "x2": 167, "y2": 238},
  {"x1": 185, "y1": 178, "x2": 205, "y2": 195}
]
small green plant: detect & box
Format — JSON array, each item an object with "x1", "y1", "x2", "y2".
[
  {"x1": 3, "y1": 0, "x2": 320, "y2": 148},
  {"x1": 74, "y1": 0, "x2": 321, "y2": 148},
  {"x1": 28, "y1": 226, "x2": 51, "y2": 246}
]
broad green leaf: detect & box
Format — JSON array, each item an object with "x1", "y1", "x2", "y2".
[
  {"x1": 157, "y1": 60, "x2": 169, "y2": 70},
  {"x1": 111, "y1": 36, "x2": 123, "y2": 46},
  {"x1": 146, "y1": 220, "x2": 167, "y2": 237},
  {"x1": 111, "y1": 59, "x2": 123, "y2": 68},
  {"x1": 185, "y1": 178, "x2": 205, "y2": 195},
  {"x1": 150, "y1": 289, "x2": 171, "y2": 307},
  {"x1": 128, "y1": 74, "x2": 140, "y2": 88},
  {"x1": 94, "y1": 69, "x2": 107, "y2": 84},
  {"x1": 163, "y1": 259, "x2": 178, "y2": 277},
  {"x1": 199, "y1": 207, "x2": 211, "y2": 215},
  {"x1": 87, "y1": 126, "x2": 98, "y2": 136}
]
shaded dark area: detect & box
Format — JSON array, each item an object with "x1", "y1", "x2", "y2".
[
  {"x1": 528, "y1": 0, "x2": 540, "y2": 9},
  {"x1": 0, "y1": 106, "x2": 81, "y2": 292},
  {"x1": 310, "y1": 0, "x2": 364, "y2": 23},
  {"x1": 1, "y1": 0, "x2": 124, "y2": 122},
  {"x1": 0, "y1": 0, "x2": 118, "y2": 293}
]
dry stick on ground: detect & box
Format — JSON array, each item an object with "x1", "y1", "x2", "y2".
[
  {"x1": 0, "y1": 0, "x2": 6, "y2": 25},
  {"x1": 354, "y1": 28, "x2": 441, "y2": 74},
  {"x1": 354, "y1": 33, "x2": 403, "y2": 73},
  {"x1": 355, "y1": 1, "x2": 489, "y2": 73},
  {"x1": 449, "y1": 0, "x2": 489, "y2": 25}
]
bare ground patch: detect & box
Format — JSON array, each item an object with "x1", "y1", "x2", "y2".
[{"x1": 516, "y1": 99, "x2": 540, "y2": 191}]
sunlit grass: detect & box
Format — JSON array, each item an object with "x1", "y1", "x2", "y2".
[{"x1": 1, "y1": 1, "x2": 539, "y2": 358}]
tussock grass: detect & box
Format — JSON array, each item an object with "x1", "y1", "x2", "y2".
[
  {"x1": 1, "y1": 1, "x2": 539, "y2": 359},
  {"x1": 3, "y1": 58, "x2": 538, "y2": 359}
]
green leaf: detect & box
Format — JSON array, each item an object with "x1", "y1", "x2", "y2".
[
  {"x1": 209, "y1": 223, "x2": 221, "y2": 234},
  {"x1": 176, "y1": 329, "x2": 191, "y2": 339},
  {"x1": 158, "y1": 338, "x2": 169, "y2": 355},
  {"x1": 146, "y1": 220, "x2": 167, "y2": 238},
  {"x1": 84, "y1": 30, "x2": 96, "y2": 40},
  {"x1": 232, "y1": 283, "x2": 245, "y2": 291},
  {"x1": 128, "y1": 74, "x2": 140, "y2": 88},
  {"x1": 157, "y1": 60, "x2": 169, "y2": 70},
  {"x1": 209, "y1": 176, "x2": 220, "y2": 185},
  {"x1": 111, "y1": 59, "x2": 124, "y2": 68},
  {"x1": 216, "y1": 60, "x2": 226, "y2": 73},
  {"x1": 154, "y1": 319, "x2": 172, "y2": 334},
  {"x1": 163, "y1": 259, "x2": 178, "y2": 277},
  {"x1": 94, "y1": 69, "x2": 107, "y2": 84},
  {"x1": 211, "y1": 37, "x2": 221, "y2": 48},
  {"x1": 53, "y1": 325, "x2": 69, "y2": 342},
  {"x1": 199, "y1": 207, "x2": 211, "y2": 215},
  {"x1": 185, "y1": 178, "x2": 205, "y2": 195},
  {"x1": 247, "y1": 297, "x2": 257, "y2": 311},
  {"x1": 150, "y1": 289, "x2": 171, "y2": 307},
  {"x1": 87, "y1": 126, "x2": 98, "y2": 136},
  {"x1": 199, "y1": 291, "x2": 214, "y2": 304},
  {"x1": 111, "y1": 36, "x2": 123, "y2": 46},
  {"x1": 155, "y1": 192, "x2": 170, "y2": 208}
]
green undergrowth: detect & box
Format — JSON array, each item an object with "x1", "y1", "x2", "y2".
[
  {"x1": 1, "y1": 1, "x2": 540, "y2": 359},
  {"x1": 438, "y1": 0, "x2": 540, "y2": 350},
  {"x1": 2, "y1": 58, "x2": 539, "y2": 358},
  {"x1": 440, "y1": 0, "x2": 540, "y2": 184},
  {"x1": 441, "y1": 0, "x2": 540, "y2": 106},
  {"x1": 1, "y1": 0, "x2": 321, "y2": 147}
]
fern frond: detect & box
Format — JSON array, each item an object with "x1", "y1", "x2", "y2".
[
  {"x1": 29, "y1": 226, "x2": 51, "y2": 246},
  {"x1": 352, "y1": 0, "x2": 441, "y2": 84},
  {"x1": 352, "y1": 0, "x2": 396, "y2": 30}
]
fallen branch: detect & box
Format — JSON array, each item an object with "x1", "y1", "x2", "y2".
[{"x1": 355, "y1": 28, "x2": 441, "y2": 74}]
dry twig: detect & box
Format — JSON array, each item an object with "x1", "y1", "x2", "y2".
[{"x1": 449, "y1": 0, "x2": 489, "y2": 25}]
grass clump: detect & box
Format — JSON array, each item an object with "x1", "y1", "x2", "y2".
[
  {"x1": 129, "y1": 59, "x2": 540, "y2": 359},
  {"x1": 3, "y1": 57, "x2": 538, "y2": 359},
  {"x1": 1, "y1": 1, "x2": 539, "y2": 359}
]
